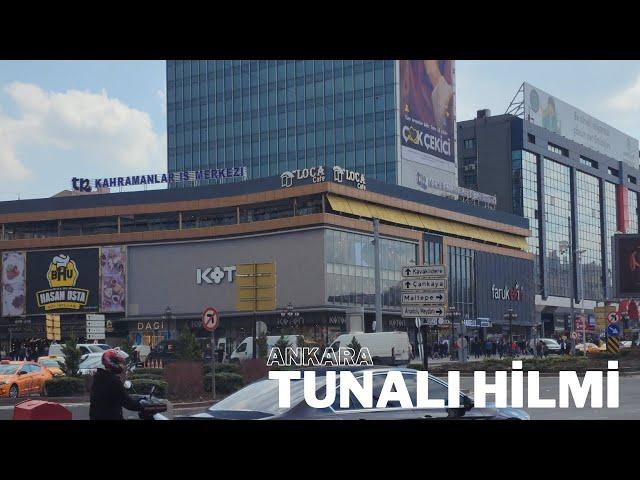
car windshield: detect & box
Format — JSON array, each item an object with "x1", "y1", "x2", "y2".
[
  {"x1": 210, "y1": 377, "x2": 317, "y2": 414},
  {"x1": 41, "y1": 360, "x2": 61, "y2": 367},
  {"x1": 88, "y1": 345, "x2": 109, "y2": 352},
  {"x1": 0, "y1": 365, "x2": 19, "y2": 375}
]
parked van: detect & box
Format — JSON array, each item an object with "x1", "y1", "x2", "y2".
[
  {"x1": 230, "y1": 335, "x2": 301, "y2": 362},
  {"x1": 324, "y1": 331, "x2": 412, "y2": 365}
]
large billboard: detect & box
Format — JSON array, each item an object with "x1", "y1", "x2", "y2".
[
  {"x1": 524, "y1": 83, "x2": 639, "y2": 168},
  {"x1": 399, "y1": 60, "x2": 458, "y2": 196},
  {"x1": 614, "y1": 234, "x2": 640, "y2": 298},
  {"x1": 2, "y1": 251, "x2": 26, "y2": 317},
  {"x1": 100, "y1": 246, "x2": 126, "y2": 313},
  {"x1": 26, "y1": 249, "x2": 100, "y2": 314}
]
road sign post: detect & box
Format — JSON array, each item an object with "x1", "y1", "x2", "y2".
[
  {"x1": 401, "y1": 264, "x2": 448, "y2": 363},
  {"x1": 202, "y1": 307, "x2": 219, "y2": 400}
]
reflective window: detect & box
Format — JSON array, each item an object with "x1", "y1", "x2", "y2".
[
  {"x1": 120, "y1": 213, "x2": 180, "y2": 233},
  {"x1": 325, "y1": 229, "x2": 416, "y2": 307},
  {"x1": 543, "y1": 158, "x2": 572, "y2": 298},
  {"x1": 166, "y1": 60, "x2": 397, "y2": 184},
  {"x1": 604, "y1": 181, "x2": 618, "y2": 296},
  {"x1": 627, "y1": 189, "x2": 638, "y2": 234},
  {"x1": 512, "y1": 150, "x2": 541, "y2": 293},
  {"x1": 575, "y1": 171, "x2": 603, "y2": 300},
  {"x1": 447, "y1": 246, "x2": 475, "y2": 320}
]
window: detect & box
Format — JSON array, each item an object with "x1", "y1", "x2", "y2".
[
  {"x1": 629, "y1": 175, "x2": 637, "y2": 185},
  {"x1": 608, "y1": 167, "x2": 619, "y2": 177},
  {"x1": 527, "y1": 133, "x2": 535, "y2": 144},
  {"x1": 463, "y1": 138, "x2": 475, "y2": 149},
  {"x1": 547, "y1": 143, "x2": 568, "y2": 157},
  {"x1": 579, "y1": 156, "x2": 598, "y2": 169}
]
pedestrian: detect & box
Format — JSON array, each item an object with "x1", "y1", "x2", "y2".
[{"x1": 484, "y1": 339, "x2": 492, "y2": 358}]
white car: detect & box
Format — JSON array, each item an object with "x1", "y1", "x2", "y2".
[
  {"x1": 49, "y1": 343, "x2": 112, "y2": 358},
  {"x1": 539, "y1": 338, "x2": 562, "y2": 355},
  {"x1": 78, "y1": 348, "x2": 130, "y2": 375}
]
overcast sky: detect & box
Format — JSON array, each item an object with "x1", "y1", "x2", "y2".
[{"x1": 1, "y1": 60, "x2": 639, "y2": 201}]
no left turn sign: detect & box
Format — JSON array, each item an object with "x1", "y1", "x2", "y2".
[
  {"x1": 202, "y1": 307, "x2": 219, "y2": 332},
  {"x1": 608, "y1": 312, "x2": 619, "y2": 324}
]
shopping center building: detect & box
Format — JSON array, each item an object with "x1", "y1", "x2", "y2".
[{"x1": 0, "y1": 167, "x2": 534, "y2": 354}]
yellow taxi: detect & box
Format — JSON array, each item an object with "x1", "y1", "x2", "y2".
[
  {"x1": 0, "y1": 360, "x2": 54, "y2": 398},
  {"x1": 575, "y1": 342, "x2": 602, "y2": 354},
  {"x1": 37, "y1": 356, "x2": 66, "y2": 377}
]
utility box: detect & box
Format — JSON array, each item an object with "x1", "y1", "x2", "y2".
[
  {"x1": 13, "y1": 400, "x2": 72, "y2": 421},
  {"x1": 346, "y1": 307, "x2": 365, "y2": 333}
]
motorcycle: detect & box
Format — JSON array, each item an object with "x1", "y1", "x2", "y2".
[{"x1": 123, "y1": 380, "x2": 169, "y2": 420}]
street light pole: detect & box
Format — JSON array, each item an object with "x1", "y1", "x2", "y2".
[
  {"x1": 503, "y1": 308, "x2": 518, "y2": 357},
  {"x1": 446, "y1": 306, "x2": 460, "y2": 360},
  {"x1": 576, "y1": 249, "x2": 587, "y2": 356}
]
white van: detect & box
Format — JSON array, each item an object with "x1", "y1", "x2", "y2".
[
  {"x1": 324, "y1": 331, "x2": 411, "y2": 365},
  {"x1": 230, "y1": 335, "x2": 300, "y2": 362}
]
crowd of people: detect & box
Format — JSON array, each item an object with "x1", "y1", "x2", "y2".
[
  {"x1": 423, "y1": 335, "x2": 578, "y2": 361},
  {"x1": 0, "y1": 338, "x2": 52, "y2": 361}
]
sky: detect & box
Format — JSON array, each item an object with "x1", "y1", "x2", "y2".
[{"x1": 1, "y1": 60, "x2": 640, "y2": 201}]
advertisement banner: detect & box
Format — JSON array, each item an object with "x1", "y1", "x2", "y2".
[
  {"x1": 26, "y1": 249, "x2": 99, "y2": 314},
  {"x1": 100, "y1": 246, "x2": 126, "y2": 313},
  {"x1": 399, "y1": 60, "x2": 457, "y2": 196},
  {"x1": 524, "y1": 83, "x2": 639, "y2": 167},
  {"x1": 2, "y1": 251, "x2": 26, "y2": 317},
  {"x1": 614, "y1": 234, "x2": 640, "y2": 298}
]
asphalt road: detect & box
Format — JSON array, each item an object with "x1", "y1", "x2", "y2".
[{"x1": 1, "y1": 375, "x2": 638, "y2": 420}]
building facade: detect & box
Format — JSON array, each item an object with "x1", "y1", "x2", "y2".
[
  {"x1": 457, "y1": 87, "x2": 640, "y2": 336},
  {"x1": 0, "y1": 169, "x2": 533, "y2": 356},
  {"x1": 166, "y1": 60, "x2": 464, "y2": 200}
]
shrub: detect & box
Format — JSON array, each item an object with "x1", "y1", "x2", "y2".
[
  {"x1": 44, "y1": 377, "x2": 85, "y2": 397},
  {"x1": 128, "y1": 373, "x2": 164, "y2": 381},
  {"x1": 176, "y1": 328, "x2": 202, "y2": 361},
  {"x1": 131, "y1": 379, "x2": 167, "y2": 398},
  {"x1": 61, "y1": 338, "x2": 82, "y2": 378},
  {"x1": 204, "y1": 372, "x2": 245, "y2": 394},
  {"x1": 133, "y1": 368, "x2": 164, "y2": 376},
  {"x1": 203, "y1": 363, "x2": 242, "y2": 375}
]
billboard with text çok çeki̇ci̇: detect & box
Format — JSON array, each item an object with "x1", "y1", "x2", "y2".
[
  {"x1": 398, "y1": 60, "x2": 458, "y2": 197},
  {"x1": 524, "y1": 83, "x2": 639, "y2": 168}
]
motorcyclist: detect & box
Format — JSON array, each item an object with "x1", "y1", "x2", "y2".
[{"x1": 89, "y1": 349, "x2": 141, "y2": 420}]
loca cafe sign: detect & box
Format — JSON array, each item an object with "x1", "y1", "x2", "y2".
[{"x1": 281, "y1": 166, "x2": 366, "y2": 190}]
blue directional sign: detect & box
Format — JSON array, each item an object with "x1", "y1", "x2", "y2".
[{"x1": 607, "y1": 323, "x2": 620, "y2": 337}]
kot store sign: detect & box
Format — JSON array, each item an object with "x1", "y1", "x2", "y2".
[{"x1": 26, "y1": 249, "x2": 99, "y2": 314}]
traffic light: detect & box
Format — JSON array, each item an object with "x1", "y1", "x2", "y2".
[{"x1": 46, "y1": 314, "x2": 61, "y2": 341}]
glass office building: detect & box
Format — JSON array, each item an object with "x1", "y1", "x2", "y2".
[{"x1": 166, "y1": 60, "x2": 398, "y2": 184}]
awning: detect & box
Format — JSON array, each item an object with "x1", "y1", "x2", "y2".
[{"x1": 326, "y1": 193, "x2": 529, "y2": 251}]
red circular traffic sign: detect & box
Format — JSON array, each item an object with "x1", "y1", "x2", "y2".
[
  {"x1": 608, "y1": 312, "x2": 619, "y2": 324},
  {"x1": 202, "y1": 307, "x2": 219, "y2": 332}
]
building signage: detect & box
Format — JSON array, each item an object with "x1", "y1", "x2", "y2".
[
  {"x1": 401, "y1": 292, "x2": 445, "y2": 304},
  {"x1": 137, "y1": 321, "x2": 167, "y2": 331},
  {"x1": 401, "y1": 305, "x2": 445, "y2": 318},
  {"x1": 414, "y1": 173, "x2": 497, "y2": 209},
  {"x1": 402, "y1": 265, "x2": 446, "y2": 277},
  {"x1": 26, "y1": 249, "x2": 99, "y2": 314},
  {"x1": 402, "y1": 278, "x2": 447, "y2": 291},
  {"x1": 614, "y1": 234, "x2": 640, "y2": 298},
  {"x1": 72, "y1": 167, "x2": 248, "y2": 192},
  {"x1": 2, "y1": 251, "x2": 26, "y2": 317},
  {"x1": 491, "y1": 282, "x2": 524, "y2": 301},
  {"x1": 524, "y1": 83, "x2": 638, "y2": 168},
  {"x1": 196, "y1": 266, "x2": 237, "y2": 285},
  {"x1": 100, "y1": 246, "x2": 126, "y2": 313},
  {"x1": 280, "y1": 166, "x2": 366, "y2": 190}
]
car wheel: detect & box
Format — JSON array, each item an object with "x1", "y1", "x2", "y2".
[{"x1": 8, "y1": 384, "x2": 18, "y2": 398}]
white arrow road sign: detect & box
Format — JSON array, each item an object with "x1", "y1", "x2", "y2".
[
  {"x1": 401, "y1": 292, "x2": 446, "y2": 304},
  {"x1": 402, "y1": 278, "x2": 447, "y2": 291},
  {"x1": 402, "y1": 265, "x2": 446, "y2": 277},
  {"x1": 402, "y1": 305, "x2": 446, "y2": 318},
  {"x1": 86, "y1": 327, "x2": 106, "y2": 334},
  {"x1": 86, "y1": 321, "x2": 105, "y2": 328}
]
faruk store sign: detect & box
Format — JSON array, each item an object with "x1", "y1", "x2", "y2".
[{"x1": 491, "y1": 282, "x2": 523, "y2": 302}]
